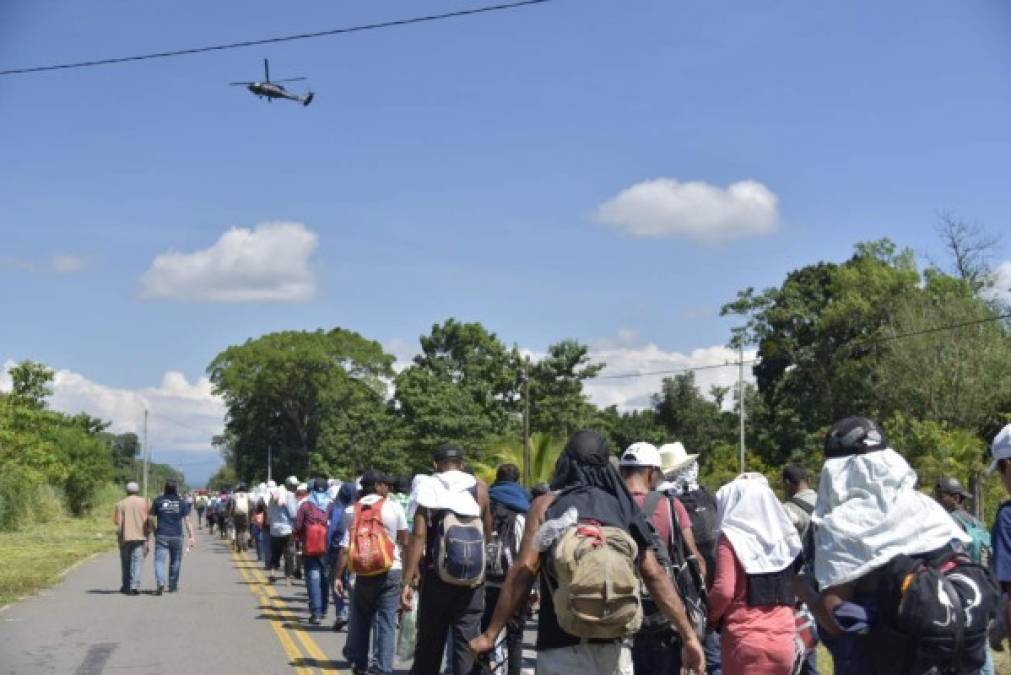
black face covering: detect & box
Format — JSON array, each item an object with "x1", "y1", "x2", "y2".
[{"x1": 548, "y1": 430, "x2": 654, "y2": 550}]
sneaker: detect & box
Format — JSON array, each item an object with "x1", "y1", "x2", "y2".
[
  {"x1": 332, "y1": 617, "x2": 347, "y2": 632},
  {"x1": 308, "y1": 614, "x2": 320, "y2": 625},
  {"x1": 156, "y1": 586, "x2": 164, "y2": 596},
  {"x1": 129, "y1": 589, "x2": 140, "y2": 596}
]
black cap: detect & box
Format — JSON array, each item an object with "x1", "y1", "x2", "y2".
[
  {"x1": 936, "y1": 475, "x2": 970, "y2": 498},
  {"x1": 433, "y1": 443, "x2": 465, "y2": 462},
  {"x1": 312, "y1": 477, "x2": 328, "y2": 493},
  {"x1": 824, "y1": 416, "x2": 887, "y2": 458},
  {"x1": 782, "y1": 465, "x2": 810, "y2": 484}
]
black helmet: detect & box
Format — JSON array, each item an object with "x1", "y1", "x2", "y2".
[{"x1": 824, "y1": 416, "x2": 887, "y2": 458}]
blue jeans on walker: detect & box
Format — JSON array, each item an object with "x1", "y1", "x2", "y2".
[
  {"x1": 154, "y1": 535, "x2": 184, "y2": 590},
  {"x1": 303, "y1": 555, "x2": 329, "y2": 617},
  {"x1": 346, "y1": 569, "x2": 401, "y2": 675}
]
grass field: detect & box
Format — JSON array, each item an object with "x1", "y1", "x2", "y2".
[{"x1": 0, "y1": 486, "x2": 118, "y2": 606}]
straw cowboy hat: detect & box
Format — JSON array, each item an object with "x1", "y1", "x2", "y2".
[{"x1": 658, "y1": 442, "x2": 698, "y2": 474}]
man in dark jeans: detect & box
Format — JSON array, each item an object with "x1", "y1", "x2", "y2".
[
  {"x1": 150, "y1": 479, "x2": 194, "y2": 595},
  {"x1": 401, "y1": 445, "x2": 492, "y2": 675},
  {"x1": 335, "y1": 471, "x2": 408, "y2": 675},
  {"x1": 475, "y1": 464, "x2": 529, "y2": 675}
]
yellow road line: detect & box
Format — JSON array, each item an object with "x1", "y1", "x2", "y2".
[
  {"x1": 232, "y1": 550, "x2": 314, "y2": 675},
  {"x1": 239, "y1": 551, "x2": 340, "y2": 672}
]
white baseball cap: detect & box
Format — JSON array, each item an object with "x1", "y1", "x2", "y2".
[
  {"x1": 987, "y1": 423, "x2": 1011, "y2": 474},
  {"x1": 620, "y1": 442, "x2": 662, "y2": 468}
]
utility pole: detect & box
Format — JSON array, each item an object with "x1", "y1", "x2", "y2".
[
  {"x1": 738, "y1": 345, "x2": 746, "y2": 474},
  {"x1": 267, "y1": 445, "x2": 273, "y2": 482},
  {"x1": 522, "y1": 362, "x2": 531, "y2": 487},
  {"x1": 142, "y1": 409, "x2": 150, "y2": 499}
]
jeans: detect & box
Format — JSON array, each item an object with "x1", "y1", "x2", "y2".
[
  {"x1": 303, "y1": 555, "x2": 329, "y2": 617},
  {"x1": 154, "y1": 535, "x2": 184, "y2": 590},
  {"x1": 119, "y1": 540, "x2": 144, "y2": 591},
  {"x1": 981, "y1": 646, "x2": 995, "y2": 675},
  {"x1": 411, "y1": 571, "x2": 484, "y2": 675},
  {"x1": 269, "y1": 534, "x2": 293, "y2": 576},
  {"x1": 631, "y1": 638, "x2": 681, "y2": 675},
  {"x1": 261, "y1": 528, "x2": 272, "y2": 569},
  {"x1": 703, "y1": 630, "x2": 722, "y2": 675},
  {"x1": 331, "y1": 563, "x2": 349, "y2": 622},
  {"x1": 347, "y1": 569, "x2": 401, "y2": 675},
  {"x1": 196, "y1": 507, "x2": 205, "y2": 528}
]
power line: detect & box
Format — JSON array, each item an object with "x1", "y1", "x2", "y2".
[
  {"x1": 848, "y1": 311, "x2": 1011, "y2": 351},
  {"x1": 0, "y1": 0, "x2": 552, "y2": 77},
  {"x1": 148, "y1": 410, "x2": 215, "y2": 436},
  {"x1": 597, "y1": 360, "x2": 757, "y2": 380}
]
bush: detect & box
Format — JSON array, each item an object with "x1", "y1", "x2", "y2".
[{"x1": 0, "y1": 471, "x2": 66, "y2": 531}]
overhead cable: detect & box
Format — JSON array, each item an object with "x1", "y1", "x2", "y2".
[{"x1": 0, "y1": 0, "x2": 551, "y2": 76}]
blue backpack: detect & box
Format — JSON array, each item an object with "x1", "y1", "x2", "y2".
[{"x1": 326, "y1": 504, "x2": 347, "y2": 563}]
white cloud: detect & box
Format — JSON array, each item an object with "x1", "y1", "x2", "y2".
[
  {"x1": 50, "y1": 253, "x2": 87, "y2": 274},
  {"x1": 383, "y1": 338, "x2": 419, "y2": 374},
  {"x1": 138, "y1": 221, "x2": 318, "y2": 302},
  {"x1": 595, "y1": 178, "x2": 779, "y2": 243},
  {"x1": 987, "y1": 261, "x2": 1011, "y2": 302},
  {"x1": 583, "y1": 334, "x2": 756, "y2": 411},
  {"x1": 1, "y1": 360, "x2": 224, "y2": 453}
]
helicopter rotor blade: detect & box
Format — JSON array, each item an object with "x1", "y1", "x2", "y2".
[
  {"x1": 263, "y1": 58, "x2": 270, "y2": 83},
  {"x1": 229, "y1": 81, "x2": 254, "y2": 86},
  {"x1": 272, "y1": 77, "x2": 306, "y2": 83}
]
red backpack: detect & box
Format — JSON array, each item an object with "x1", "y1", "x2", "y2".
[
  {"x1": 349, "y1": 497, "x2": 395, "y2": 576},
  {"x1": 302, "y1": 503, "x2": 328, "y2": 557}
]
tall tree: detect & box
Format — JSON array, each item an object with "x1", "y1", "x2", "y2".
[
  {"x1": 527, "y1": 339, "x2": 603, "y2": 439},
  {"x1": 208, "y1": 328, "x2": 395, "y2": 480},
  {"x1": 394, "y1": 319, "x2": 522, "y2": 468},
  {"x1": 8, "y1": 360, "x2": 54, "y2": 409}
]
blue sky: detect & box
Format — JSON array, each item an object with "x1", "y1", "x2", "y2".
[{"x1": 2, "y1": 0, "x2": 1010, "y2": 484}]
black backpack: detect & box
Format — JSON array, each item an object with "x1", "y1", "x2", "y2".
[
  {"x1": 676, "y1": 488, "x2": 718, "y2": 577},
  {"x1": 485, "y1": 502, "x2": 520, "y2": 584},
  {"x1": 788, "y1": 496, "x2": 817, "y2": 576},
  {"x1": 870, "y1": 547, "x2": 999, "y2": 675},
  {"x1": 637, "y1": 492, "x2": 708, "y2": 646}
]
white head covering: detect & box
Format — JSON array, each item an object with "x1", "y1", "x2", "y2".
[
  {"x1": 814, "y1": 448, "x2": 969, "y2": 589},
  {"x1": 715, "y1": 473, "x2": 802, "y2": 574},
  {"x1": 413, "y1": 470, "x2": 479, "y2": 517}
]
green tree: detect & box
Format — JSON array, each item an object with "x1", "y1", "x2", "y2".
[
  {"x1": 208, "y1": 328, "x2": 395, "y2": 480},
  {"x1": 8, "y1": 360, "x2": 54, "y2": 409},
  {"x1": 394, "y1": 319, "x2": 523, "y2": 469},
  {"x1": 721, "y1": 240, "x2": 921, "y2": 457},
  {"x1": 528, "y1": 339, "x2": 603, "y2": 439},
  {"x1": 652, "y1": 372, "x2": 730, "y2": 456}
]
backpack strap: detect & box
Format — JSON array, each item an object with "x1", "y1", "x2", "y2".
[
  {"x1": 642, "y1": 491, "x2": 677, "y2": 554},
  {"x1": 790, "y1": 496, "x2": 815, "y2": 516}
]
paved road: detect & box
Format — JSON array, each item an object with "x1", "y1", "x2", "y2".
[{"x1": 0, "y1": 529, "x2": 536, "y2": 674}]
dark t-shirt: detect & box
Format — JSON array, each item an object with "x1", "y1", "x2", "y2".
[
  {"x1": 152, "y1": 495, "x2": 191, "y2": 538},
  {"x1": 992, "y1": 502, "x2": 1011, "y2": 584}
]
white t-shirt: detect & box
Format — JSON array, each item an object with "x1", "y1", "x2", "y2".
[{"x1": 340, "y1": 495, "x2": 409, "y2": 570}]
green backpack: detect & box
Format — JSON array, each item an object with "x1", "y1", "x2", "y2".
[{"x1": 951, "y1": 509, "x2": 992, "y2": 567}]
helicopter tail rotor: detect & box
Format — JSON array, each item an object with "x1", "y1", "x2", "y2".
[{"x1": 302, "y1": 91, "x2": 315, "y2": 107}]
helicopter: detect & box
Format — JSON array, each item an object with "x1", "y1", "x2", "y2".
[{"x1": 229, "y1": 59, "x2": 314, "y2": 106}]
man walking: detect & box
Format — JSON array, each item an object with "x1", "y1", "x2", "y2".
[
  {"x1": 478, "y1": 463, "x2": 530, "y2": 675},
  {"x1": 113, "y1": 481, "x2": 148, "y2": 595},
  {"x1": 335, "y1": 471, "x2": 408, "y2": 675},
  {"x1": 267, "y1": 477, "x2": 299, "y2": 583},
  {"x1": 469, "y1": 430, "x2": 704, "y2": 674},
  {"x1": 402, "y1": 445, "x2": 491, "y2": 675},
  {"x1": 230, "y1": 482, "x2": 251, "y2": 552},
  {"x1": 294, "y1": 478, "x2": 334, "y2": 625},
  {"x1": 150, "y1": 479, "x2": 195, "y2": 595}
]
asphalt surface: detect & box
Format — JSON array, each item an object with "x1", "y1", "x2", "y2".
[{"x1": 0, "y1": 529, "x2": 537, "y2": 674}]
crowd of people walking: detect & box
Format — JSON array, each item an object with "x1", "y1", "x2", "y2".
[{"x1": 112, "y1": 417, "x2": 1011, "y2": 675}]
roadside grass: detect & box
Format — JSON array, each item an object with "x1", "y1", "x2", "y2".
[
  {"x1": 817, "y1": 643, "x2": 1011, "y2": 674},
  {"x1": 0, "y1": 484, "x2": 119, "y2": 606}
]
